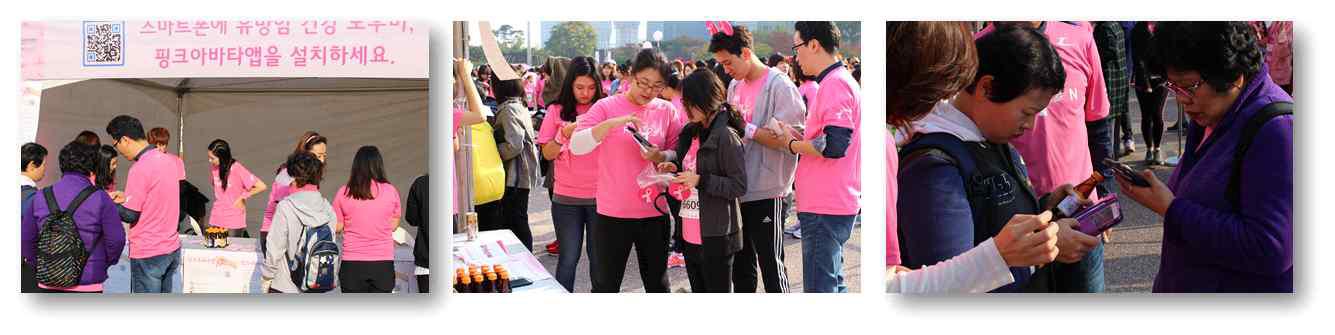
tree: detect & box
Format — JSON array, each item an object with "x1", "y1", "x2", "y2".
[
  {"x1": 658, "y1": 36, "x2": 707, "y2": 61},
  {"x1": 544, "y1": 21, "x2": 597, "y2": 59}
]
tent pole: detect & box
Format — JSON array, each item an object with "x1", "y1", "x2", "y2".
[
  {"x1": 177, "y1": 93, "x2": 185, "y2": 157},
  {"x1": 454, "y1": 21, "x2": 477, "y2": 233}
]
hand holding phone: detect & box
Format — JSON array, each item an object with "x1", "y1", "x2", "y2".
[{"x1": 1104, "y1": 158, "x2": 1151, "y2": 187}]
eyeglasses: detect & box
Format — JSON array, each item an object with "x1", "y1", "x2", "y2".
[
  {"x1": 634, "y1": 78, "x2": 666, "y2": 92},
  {"x1": 1163, "y1": 79, "x2": 1205, "y2": 99},
  {"x1": 791, "y1": 39, "x2": 811, "y2": 52}
]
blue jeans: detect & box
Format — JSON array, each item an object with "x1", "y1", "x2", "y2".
[
  {"x1": 1053, "y1": 241, "x2": 1106, "y2": 293},
  {"x1": 551, "y1": 202, "x2": 598, "y2": 292},
  {"x1": 799, "y1": 212, "x2": 856, "y2": 293},
  {"x1": 131, "y1": 248, "x2": 180, "y2": 293}
]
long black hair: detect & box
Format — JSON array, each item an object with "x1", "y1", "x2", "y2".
[
  {"x1": 550, "y1": 56, "x2": 606, "y2": 122},
  {"x1": 95, "y1": 145, "x2": 118, "y2": 190},
  {"x1": 345, "y1": 145, "x2": 390, "y2": 201},
  {"x1": 208, "y1": 139, "x2": 237, "y2": 190},
  {"x1": 680, "y1": 68, "x2": 745, "y2": 141}
]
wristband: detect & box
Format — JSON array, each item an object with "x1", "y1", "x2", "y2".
[{"x1": 788, "y1": 139, "x2": 798, "y2": 155}]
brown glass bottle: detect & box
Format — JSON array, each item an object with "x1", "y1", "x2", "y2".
[
  {"x1": 455, "y1": 270, "x2": 471, "y2": 293},
  {"x1": 1074, "y1": 172, "x2": 1104, "y2": 198},
  {"x1": 495, "y1": 265, "x2": 511, "y2": 293}
]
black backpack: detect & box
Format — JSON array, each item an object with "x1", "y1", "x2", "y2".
[
  {"x1": 1227, "y1": 102, "x2": 1293, "y2": 207},
  {"x1": 899, "y1": 133, "x2": 1052, "y2": 292},
  {"x1": 34, "y1": 186, "x2": 96, "y2": 288}
]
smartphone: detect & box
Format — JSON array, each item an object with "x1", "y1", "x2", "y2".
[
  {"x1": 626, "y1": 126, "x2": 654, "y2": 152},
  {"x1": 1074, "y1": 194, "x2": 1124, "y2": 236},
  {"x1": 1103, "y1": 158, "x2": 1151, "y2": 187}
]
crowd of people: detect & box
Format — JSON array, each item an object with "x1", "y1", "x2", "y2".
[
  {"x1": 454, "y1": 21, "x2": 862, "y2": 293},
  {"x1": 21, "y1": 115, "x2": 431, "y2": 294},
  {"x1": 884, "y1": 21, "x2": 1293, "y2": 293}
]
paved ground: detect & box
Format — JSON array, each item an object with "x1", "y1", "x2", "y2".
[
  {"x1": 1101, "y1": 93, "x2": 1186, "y2": 293},
  {"x1": 523, "y1": 191, "x2": 861, "y2": 293}
]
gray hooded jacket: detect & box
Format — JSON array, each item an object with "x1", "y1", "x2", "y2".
[
  {"x1": 263, "y1": 190, "x2": 337, "y2": 293},
  {"x1": 729, "y1": 68, "x2": 806, "y2": 202}
]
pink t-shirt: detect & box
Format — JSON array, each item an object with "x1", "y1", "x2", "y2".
[
  {"x1": 574, "y1": 94, "x2": 685, "y2": 219},
  {"x1": 208, "y1": 161, "x2": 259, "y2": 229},
  {"x1": 453, "y1": 105, "x2": 464, "y2": 137},
  {"x1": 262, "y1": 168, "x2": 294, "y2": 232},
  {"x1": 602, "y1": 80, "x2": 613, "y2": 94},
  {"x1": 678, "y1": 139, "x2": 702, "y2": 244},
  {"x1": 794, "y1": 65, "x2": 861, "y2": 216},
  {"x1": 979, "y1": 22, "x2": 1107, "y2": 195},
  {"x1": 124, "y1": 149, "x2": 182, "y2": 259},
  {"x1": 886, "y1": 135, "x2": 901, "y2": 266},
  {"x1": 798, "y1": 80, "x2": 820, "y2": 108},
  {"x1": 38, "y1": 282, "x2": 103, "y2": 292},
  {"x1": 333, "y1": 181, "x2": 402, "y2": 261},
  {"x1": 537, "y1": 104, "x2": 599, "y2": 199},
  {"x1": 732, "y1": 69, "x2": 773, "y2": 123}
]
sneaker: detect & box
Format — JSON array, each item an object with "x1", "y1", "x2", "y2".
[
  {"x1": 546, "y1": 240, "x2": 560, "y2": 255},
  {"x1": 784, "y1": 224, "x2": 801, "y2": 239},
  {"x1": 1121, "y1": 139, "x2": 1136, "y2": 156},
  {"x1": 667, "y1": 252, "x2": 686, "y2": 269}
]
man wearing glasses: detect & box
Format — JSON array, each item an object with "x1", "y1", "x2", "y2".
[
  {"x1": 759, "y1": 21, "x2": 860, "y2": 293},
  {"x1": 107, "y1": 115, "x2": 183, "y2": 293}
]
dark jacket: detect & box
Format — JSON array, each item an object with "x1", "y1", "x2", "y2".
[
  {"x1": 897, "y1": 103, "x2": 1059, "y2": 292},
  {"x1": 1155, "y1": 65, "x2": 1293, "y2": 293},
  {"x1": 668, "y1": 111, "x2": 747, "y2": 245},
  {"x1": 21, "y1": 174, "x2": 126, "y2": 287},
  {"x1": 405, "y1": 175, "x2": 429, "y2": 268}
]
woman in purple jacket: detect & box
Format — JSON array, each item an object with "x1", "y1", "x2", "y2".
[
  {"x1": 21, "y1": 141, "x2": 127, "y2": 293},
  {"x1": 1119, "y1": 21, "x2": 1293, "y2": 293}
]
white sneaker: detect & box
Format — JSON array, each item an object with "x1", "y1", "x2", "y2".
[{"x1": 784, "y1": 224, "x2": 801, "y2": 239}]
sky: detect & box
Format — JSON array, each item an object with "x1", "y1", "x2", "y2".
[{"x1": 466, "y1": 20, "x2": 649, "y2": 47}]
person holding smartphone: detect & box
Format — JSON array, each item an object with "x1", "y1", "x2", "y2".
[
  {"x1": 570, "y1": 48, "x2": 686, "y2": 293},
  {"x1": 896, "y1": 26, "x2": 1098, "y2": 293},
  {"x1": 658, "y1": 69, "x2": 749, "y2": 293},
  {"x1": 1117, "y1": 21, "x2": 1292, "y2": 293}
]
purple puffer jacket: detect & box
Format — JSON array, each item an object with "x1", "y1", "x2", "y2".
[
  {"x1": 1156, "y1": 66, "x2": 1293, "y2": 293},
  {"x1": 21, "y1": 174, "x2": 127, "y2": 287}
]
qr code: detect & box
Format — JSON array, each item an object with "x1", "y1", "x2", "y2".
[{"x1": 83, "y1": 21, "x2": 125, "y2": 67}]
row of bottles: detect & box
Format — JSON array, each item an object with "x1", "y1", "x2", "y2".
[{"x1": 453, "y1": 264, "x2": 511, "y2": 293}]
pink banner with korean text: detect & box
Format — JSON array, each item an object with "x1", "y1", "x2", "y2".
[{"x1": 21, "y1": 19, "x2": 428, "y2": 80}]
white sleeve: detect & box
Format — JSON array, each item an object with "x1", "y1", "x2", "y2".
[
  {"x1": 570, "y1": 128, "x2": 600, "y2": 155},
  {"x1": 886, "y1": 238, "x2": 1014, "y2": 294}
]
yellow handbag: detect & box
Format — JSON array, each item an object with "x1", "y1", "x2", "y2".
[{"x1": 470, "y1": 121, "x2": 506, "y2": 205}]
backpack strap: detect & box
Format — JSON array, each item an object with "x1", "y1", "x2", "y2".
[
  {"x1": 1228, "y1": 102, "x2": 1292, "y2": 207},
  {"x1": 43, "y1": 188, "x2": 62, "y2": 216},
  {"x1": 65, "y1": 186, "x2": 98, "y2": 215},
  {"x1": 900, "y1": 133, "x2": 993, "y2": 244}
]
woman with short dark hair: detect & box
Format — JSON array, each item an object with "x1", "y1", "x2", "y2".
[
  {"x1": 1118, "y1": 21, "x2": 1293, "y2": 293},
  {"x1": 570, "y1": 48, "x2": 687, "y2": 293},
  {"x1": 262, "y1": 152, "x2": 335, "y2": 293},
  {"x1": 489, "y1": 73, "x2": 541, "y2": 252},
  {"x1": 22, "y1": 141, "x2": 126, "y2": 293}
]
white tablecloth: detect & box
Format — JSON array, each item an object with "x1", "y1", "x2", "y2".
[
  {"x1": 452, "y1": 230, "x2": 565, "y2": 293},
  {"x1": 106, "y1": 234, "x2": 419, "y2": 293}
]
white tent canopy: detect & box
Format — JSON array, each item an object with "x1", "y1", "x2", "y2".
[{"x1": 31, "y1": 77, "x2": 428, "y2": 236}]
